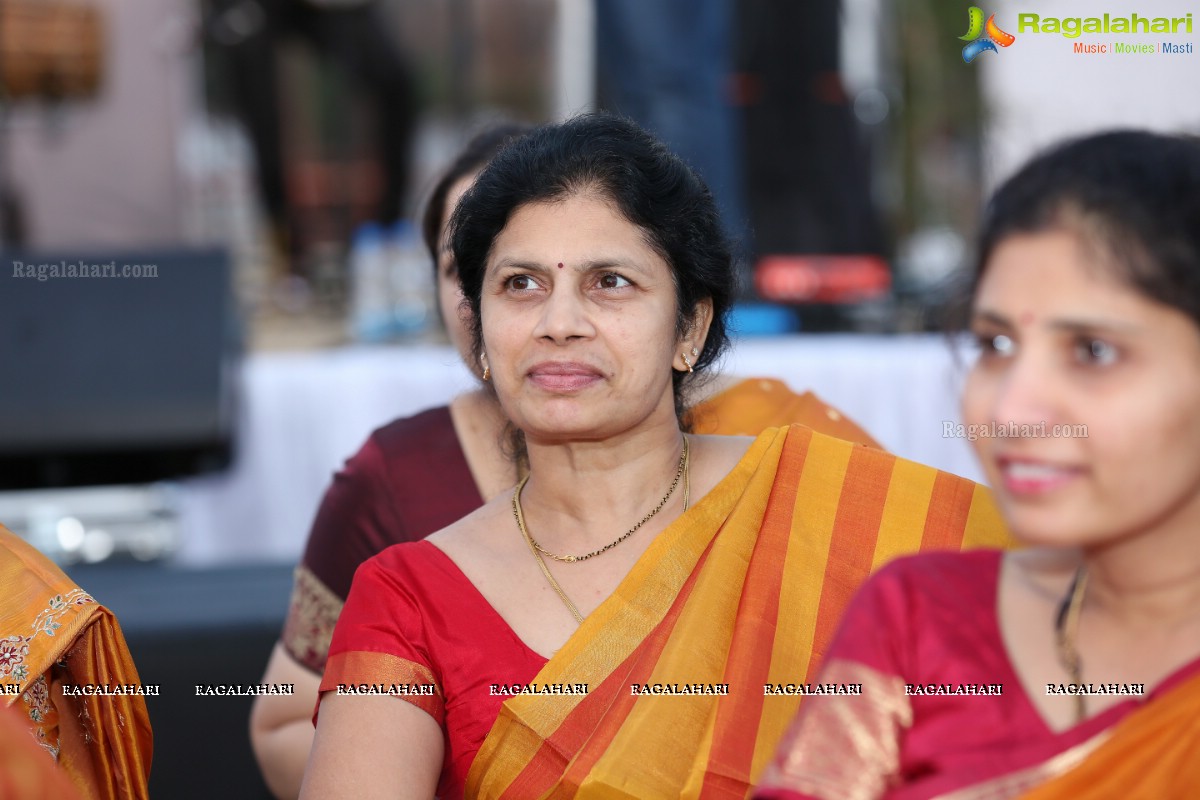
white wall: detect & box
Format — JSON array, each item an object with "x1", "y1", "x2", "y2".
[{"x1": 982, "y1": 0, "x2": 1200, "y2": 187}]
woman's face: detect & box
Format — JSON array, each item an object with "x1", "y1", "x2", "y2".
[
  {"x1": 437, "y1": 173, "x2": 479, "y2": 371},
  {"x1": 962, "y1": 229, "x2": 1200, "y2": 548},
  {"x1": 479, "y1": 192, "x2": 708, "y2": 442}
]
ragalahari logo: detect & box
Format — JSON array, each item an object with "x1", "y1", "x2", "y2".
[{"x1": 960, "y1": 7, "x2": 1016, "y2": 62}]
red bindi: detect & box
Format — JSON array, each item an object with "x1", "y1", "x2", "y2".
[{"x1": 557, "y1": 262, "x2": 564, "y2": 269}]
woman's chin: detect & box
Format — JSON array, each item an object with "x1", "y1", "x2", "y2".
[
  {"x1": 521, "y1": 424, "x2": 610, "y2": 444},
  {"x1": 999, "y1": 508, "x2": 1105, "y2": 549}
]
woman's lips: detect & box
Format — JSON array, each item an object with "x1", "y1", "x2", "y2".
[
  {"x1": 997, "y1": 458, "x2": 1084, "y2": 496},
  {"x1": 526, "y1": 362, "x2": 604, "y2": 392}
]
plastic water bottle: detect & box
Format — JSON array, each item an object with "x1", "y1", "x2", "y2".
[
  {"x1": 388, "y1": 220, "x2": 433, "y2": 337},
  {"x1": 347, "y1": 222, "x2": 393, "y2": 343}
]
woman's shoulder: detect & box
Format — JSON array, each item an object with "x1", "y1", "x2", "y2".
[
  {"x1": 346, "y1": 539, "x2": 488, "y2": 623},
  {"x1": 331, "y1": 404, "x2": 464, "y2": 496},
  {"x1": 425, "y1": 495, "x2": 517, "y2": 564},
  {"x1": 352, "y1": 537, "x2": 465, "y2": 599},
  {"x1": 358, "y1": 539, "x2": 458, "y2": 587},
  {"x1": 367, "y1": 404, "x2": 457, "y2": 455}
]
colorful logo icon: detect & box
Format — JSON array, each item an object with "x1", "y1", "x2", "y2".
[{"x1": 960, "y1": 7, "x2": 1016, "y2": 62}]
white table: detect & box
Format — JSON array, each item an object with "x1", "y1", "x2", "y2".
[{"x1": 175, "y1": 335, "x2": 984, "y2": 566}]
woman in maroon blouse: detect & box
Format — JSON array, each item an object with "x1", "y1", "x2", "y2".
[{"x1": 249, "y1": 125, "x2": 529, "y2": 799}]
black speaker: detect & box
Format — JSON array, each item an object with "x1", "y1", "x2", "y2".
[
  {"x1": 0, "y1": 249, "x2": 240, "y2": 489},
  {"x1": 736, "y1": 0, "x2": 884, "y2": 257}
]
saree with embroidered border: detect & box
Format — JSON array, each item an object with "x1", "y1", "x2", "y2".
[
  {"x1": 0, "y1": 526, "x2": 152, "y2": 800},
  {"x1": 465, "y1": 425, "x2": 1011, "y2": 798}
]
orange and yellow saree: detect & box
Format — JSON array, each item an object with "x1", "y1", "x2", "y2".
[
  {"x1": 692, "y1": 378, "x2": 882, "y2": 448},
  {"x1": 0, "y1": 526, "x2": 152, "y2": 800},
  {"x1": 461, "y1": 425, "x2": 1010, "y2": 797}
]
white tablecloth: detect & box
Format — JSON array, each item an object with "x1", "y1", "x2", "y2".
[{"x1": 176, "y1": 335, "x2": 984, "y2": 566}]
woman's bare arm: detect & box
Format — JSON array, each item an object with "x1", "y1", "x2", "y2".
[
  {"x1": 298, "y1": 691, "x2": 443, "y2": 800},
  {"x1": 250, "y1": 643, "x2": 323, "y2": 799}
]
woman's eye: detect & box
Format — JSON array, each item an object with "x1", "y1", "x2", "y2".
[
  {"x1": 598, "y1": 273, "x2": 631, "y2": 290},
  {"x1": 1074, "y1": 338, "x2": 1117, "y2": 366},
  {"x1": 506, "y1": 274, "x2": 536, "y2": 292},
  {"x1": 976, "y1": 332, "x2": 1015, "y2": 356}
]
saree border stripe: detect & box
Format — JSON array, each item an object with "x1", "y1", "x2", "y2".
[
  {"x1": 1, "y1": 531, "x2": 99, "y2": 700},
  {"x1": 932, "y1": 730, "x2": 1112, "y2": 800},
  {"x1": 758, "y1": 659, "x2": 914, "y2": 800},
  {"x1": 867, "y1": 458, "x2": 936, "y2": 572},
  {"x1": 963, "y1": 483, "x2": 1014, "y2": 549},
  {"x1": 1015, "y1": 669, "x2": 1200, "y2": 800},
  {"x1": 320, "y1": 650, "x2": 444, "y2": 723},
  {"x1": 554, "y1": 541, "x2": 718, "y2": 795},
  {"x1": 696, "y1": 428, "x2": 814, "y2": 797},
  {"x1": 469, "y1": 429, "x2": 788, "y2": 798},
  {"x1": 1, "y1": 594, "x2": 99, "y2": 702},
  {"x1": 578, "y1": 431, "x2": 794, "y2": 796},
  {"x1": 919, "y1": 471, "x2": 976, "y2": 551},
  {"x1": 486, "y1": 546, "x2": 714, "y2": 799},
  {"x1": 808, "y1": 445, "x2": 895, "y2": 682},
  {"x1": 492, "y1": 581, "x2": 700, "y2": 798}
]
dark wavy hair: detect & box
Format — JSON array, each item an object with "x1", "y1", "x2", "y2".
[
  {"x1": 420, "y1": 121, "x2": 532, "y2": 266},
  {"x1": 449, "y1": 113, "x2": 736, "y2": 422},
  {"x1": 967, "y1": 130, "x2": 1200, "y2": 327}
]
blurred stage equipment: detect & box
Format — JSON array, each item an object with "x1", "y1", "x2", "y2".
[
  {"x1": 737, "y1": 0, "x2": 890, "y2": 323},
  {"x1": 0, "y1": 248, "x2": 240, "y2": 563}
]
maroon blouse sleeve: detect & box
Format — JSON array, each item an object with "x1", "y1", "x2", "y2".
[{"x1": 281, "y1": 405, "x2": 483, "y2": 673}]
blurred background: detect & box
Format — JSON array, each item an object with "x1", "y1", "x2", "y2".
[{"x1": 0, "y1": 0, "x2": 1197, "y2": 796}]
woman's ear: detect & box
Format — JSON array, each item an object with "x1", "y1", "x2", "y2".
[{"x1": 678, "y1": 298, "x2": 714, "y2": 367}]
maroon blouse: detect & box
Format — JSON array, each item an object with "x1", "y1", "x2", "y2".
[{"x1": 282, "y1": 405, "x2": 484, "y2": 672}]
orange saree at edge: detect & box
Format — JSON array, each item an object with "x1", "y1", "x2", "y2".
[
  {"x1": 463, "y1": 425, "x2": 1011, "y2": 798},
  {"x1": 0, "y1": 526, "x2": 152, "y2": 800},
  {"x1": 1015, "y1": 668, "x2": 1200, "y2": 799},
  {"x1": 690, "y1": 378, "x2": 882, "y2": 448}
]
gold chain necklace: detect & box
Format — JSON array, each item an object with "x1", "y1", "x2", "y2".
[
  {"x1": 512, "y1": 437, "x2": 691, "y2": 624},
  {"x1": 1054, "y1": 566, "x2": 1089, "y2": 724},
  {"x1": 518, "y1": 438, "x2": 689, "y2": 563}
]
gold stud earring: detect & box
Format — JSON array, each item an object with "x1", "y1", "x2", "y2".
[
  {"x1": 690, "y1": 347, "x2": 698, "y2": 357},
  {"x1": 681, "y1": 353, "x2": 694, "y2": 373}
]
